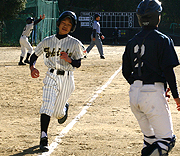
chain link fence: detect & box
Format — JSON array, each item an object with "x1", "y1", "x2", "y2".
[{"x1": 1, "y1": 0, "x2": 59, "y2": 46}]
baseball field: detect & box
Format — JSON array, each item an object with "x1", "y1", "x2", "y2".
[{"x1": 0, "y1": 45, "x2": 180, "y2": 156}]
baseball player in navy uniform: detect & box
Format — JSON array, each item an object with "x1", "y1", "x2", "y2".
[
  {"x1": 18, "y1": 14, "x2": 45, "y2": 65},
  {"x1": 112, "y1": 27, "x2": 120, "y2": 45},
  {"x1": 29, "y1": 11, "x2": 85, "y2": 151},
  {"x1": 122, "y1": 0, "x2": 180, "y2": 155},
  {"x1": 86, "y1": 13, "x2": 105, "y2": 59}
]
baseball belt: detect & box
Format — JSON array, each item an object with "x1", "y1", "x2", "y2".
[{"x1": 50, "y1": 69, "x2": 65, "y2": 75}]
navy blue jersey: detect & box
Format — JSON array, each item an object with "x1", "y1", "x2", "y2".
[{"x1": 122, "y1": 27, "x2": 179, "y2": 85}]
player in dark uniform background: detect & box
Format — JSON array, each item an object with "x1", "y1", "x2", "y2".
[
  {"x1": 112, "y1": 27, "x2": 120, "y2": 45},
  {"x1": 122, "y1": 0, "x2": 180, "y2": 155}
]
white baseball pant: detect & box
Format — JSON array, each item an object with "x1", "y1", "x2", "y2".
[
  {"x1": 129, "y1": 80, "x2": 173, "y2": 142},
  {"x1": 19, "y1": 35, "x2": 33, "y2": 57},
  {"x1": 40, "y1": 70, "x2": 75, "y2": 119}
]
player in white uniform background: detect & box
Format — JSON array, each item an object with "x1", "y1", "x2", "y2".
[
  {"x1": 18, "y1": 14, "x2": 45, "y2": 65},
  {"x1": 29, "y1": 11, "x2": 85, "y2": 152}
]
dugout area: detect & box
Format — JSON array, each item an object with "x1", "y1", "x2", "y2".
[{"x1": 73, "y1": 12, "x2": 141, "y2": 45}]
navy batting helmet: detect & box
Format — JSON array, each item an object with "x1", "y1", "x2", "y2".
[
  {"x1": 26, "y1": 17, "x2": 34, "y2": 24},
  {"x1": 136, "y1": 0, "x2": 162, "y2": 27},
  {"x1": 94, "y1": 13, "x2": 101, "y2": 20},
  {"x1": 56, "y1": 11, "x2": 77, "y2": 33}
]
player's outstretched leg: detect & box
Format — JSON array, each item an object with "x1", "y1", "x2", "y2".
[{"x1": 58, "y1": 103, "x2": 69, "y2": 124}]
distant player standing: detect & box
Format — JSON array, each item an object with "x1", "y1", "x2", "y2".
[
  {"x1": 112, "y1": 27, "x2": 120, "y2": 45},
  {"x1": 29, "y1": 11, "x2": 85, "y2": 152},
  {"x1": 86, "y1": 13, "x2": 105, "y2": 59},
  {"x1": 122, "y1": 0, "x2": 180, "y2": 155},
  {"x1": 18, "y1": 14, "x2": 45, "y2": 65}
]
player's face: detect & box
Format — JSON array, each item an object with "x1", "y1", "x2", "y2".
[
  {"x1": 58, "y1": 17, "x2": 72, "y2": 35},
  {"x1": 96, "y1": 16, "x2": 100, "y2": 21}
]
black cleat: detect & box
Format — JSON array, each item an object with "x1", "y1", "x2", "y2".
[
  {"x1": 58, "y1": 103, "x2": 69, "y2": 124},
  {"x1": 24, "y1": 59, "x2": 30, "y2": 64},
  {"x1": 40, "y1": 136, "x2": 49, "y2": 152},
  {"x1": 18, "y1": 62, "x2": 26, "y2": 65},
  {"x1": 100, "y1": 55, "x2": 105, "y2": 59}
]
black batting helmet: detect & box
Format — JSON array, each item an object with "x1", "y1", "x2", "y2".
[
  {"x1": 56, "y1": 11, "x2": 77, "y2": 33},
  {"x1": 94, "y1": 13, "x2": 101, "y2": 20},
  {"x1": 136, "y1": 0, "x2": 162, "y2": 27},
  {"x1": 26, "y1": 17, "x2": 34, "y2": 24}
]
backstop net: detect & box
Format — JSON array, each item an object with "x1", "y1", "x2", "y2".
[{"x1": 2, "y1": 0, "x2": 59, "y2": 45}]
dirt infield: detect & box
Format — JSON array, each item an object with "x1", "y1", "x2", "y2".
[{"x1": 0, "y1": 45, "x2": 180, "y2": 156}]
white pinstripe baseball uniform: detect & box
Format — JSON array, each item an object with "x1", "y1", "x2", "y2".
[{"x1": 35, "y1": 34, "x2": 84, "y2": 119}]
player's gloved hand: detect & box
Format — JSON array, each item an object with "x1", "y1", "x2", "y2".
[
  {"x1": 174, "y1": 98, "x2": 180, "y2": 111},
  {"x1": 60, "y1": 52, "x2": 72, "y2": 63},
  {"x1": 30, "y1": 66, "x2": 39, "y2": 78},
  {"x1": 92, "y1": 38, "x2": 96, "y2": 41}
]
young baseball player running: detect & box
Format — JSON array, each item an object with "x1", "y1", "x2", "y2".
[
  {"x1": 18, "y1": 14, "x2": 45, "y2": 65},
  {"x1": 86, "y1": 13, "x2": 105, "y2": 59},
  {"x1": 29, "y1": 11, "x2": 85, "y2": 152},
  {"x1": 122, "y1": 0, "x2": 180, "y2": 155}
]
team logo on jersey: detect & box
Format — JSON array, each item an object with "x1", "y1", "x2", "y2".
[{"x1": 44, "y1": 47, "x2": 72, "y2": 58}]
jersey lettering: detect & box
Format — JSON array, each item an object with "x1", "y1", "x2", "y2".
[
  {"x1": 134, "y1": 44, "x2": 145, "y2": 68},
  {"x1": 44, "y1": 47, "x2": 71, "y2": 58}
]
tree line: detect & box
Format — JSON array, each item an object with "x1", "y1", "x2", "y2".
[
  {"x1": 1, "y1": 0, "x2": 180, "y2": 24},
  {"x1": 0, "y1": 0, "x2": 179, "y2": 41}
]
